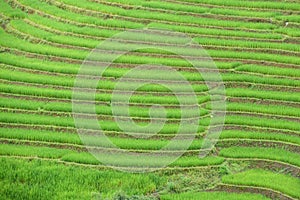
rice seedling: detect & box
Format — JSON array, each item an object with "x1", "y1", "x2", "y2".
[
  {"x1": 182, "y1": 0, "x2": 300, "y2": 11},
  {"x1": 220, "y1": 147, "x2": 300, "y2": 166},
  {"x1": 55, "y1": 0, "x2": 276, "y2": 30},
  {"x1": 0, "y1": 157, "x2": 166, "y2": 199},
  {"x1": 222, "y1": 169, "x2": 300, "y2": 199},
  {"x1": 219, "y1": 130, "x2": 300, "y2": 145},
  {"x1": 18, "y1": 0, "x2": 144, "y2": 29}
]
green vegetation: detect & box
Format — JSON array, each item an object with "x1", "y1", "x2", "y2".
[
  {"x1": 222, "y1": 169, "x2": 300, "y2": 199},
  {"x1": 220, "y1": 147, "x2": 300, "y2": 166},
  {"x1": 1, "y1": 0, "x2": 299, "y2": 199},
  {"x1": 0, "y1": 157, "x2": 166, "y2": 199}
]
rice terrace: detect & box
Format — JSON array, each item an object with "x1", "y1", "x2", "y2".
[{"x1": 0, "y1": 0, "x2": 300, "y2": 199}]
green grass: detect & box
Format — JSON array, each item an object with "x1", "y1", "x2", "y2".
[
  {"x1": 220, "y1": 147, "x2": 300, "y2": 167},
  {"x1": 222, "y1": 169, "x2": 300, "y2": 199}
]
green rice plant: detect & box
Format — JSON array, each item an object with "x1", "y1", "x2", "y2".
[
  {"x1": 194, "y1": 37, "x2": 300, "y2": 52},
  {"x1": 208, "y1": 49, "x2": 300, "y2": 65},
  {"x1": 0, "y1": 0, "x2": 26, "y2": 18},
  {"x1": 225, "y1": 115, "x2": 300, "y2": 132},
  {"x1": 0, "y1": 127, "x2": 82, "y2": 145},
  {"x1": 108, "y1": 0, "x2": 279, "y2": 18},
  {"x1": 222, "y1": 73, "x2": 300, "y2": 87},
  {"x1": 0, "y1": 143, "x2": 73, "y2": 159},
  {"x1": 0, "y1": 127, "x2": 206, "y2": 150},
  {"x1": 28, "y1": 14, "x2": 120, "y2": 38},
  {"x1": 0, "y1": 82, "x2": 211, "y2": 105},
  {"x1": 10, "y1": 19, "x2": 100, "y2": 48},
  {"x1": 2, "y1": 53, "x2": 299, "y2": 88},
  {"x1": 0, "y1": 53, "x2": 80, "y2": 75},
  {"x1": 18, "y1": 0, "x2": 144, "y2": 29},
  {"x1": 0, "y1": 157, "x2": 166, "y2": 199},
  {"x1": 28, "y1": 12, "x2": 281, "y2": 42},
  {"x1": 219, "y1": 130, "x2": 300, "y2": 145},
  {"x1": 0, "y1": 66, "x2": 210, "y2": 92},
  {"x1": 235, "y1": 64, "x2": 300, "y2": 78},
  {"x1": 148, "y1": 22, "x2": 283, "y2": 39},
  {"x1": 275, "y1": 14, "x2": 300, "y2": 23},
  {"x1": 0, "y1": 53, "x2": 236, "y2": 79},
  {"x1": 212, "y1": 102, "x2": 300, "y2": 117},
  {"x1": 181, "y1": 0, "x2": 300, "y2": 11},
  {"x1": 226, "y1": 88, "x2": 300, "y2": 102},
  {"x1": 2, "y1": 26, "x2": 297, "y2": 69},
  {"x1": 0, "y1": 111, "x2": 208, "y2": 134},
  {"x1": 222, "y1": 169, "x2": 300, "y2": 199},
  {"x1": 0, "y1": 96, "x2": 208, "y2": 119},
  {"x1": 275, "y1": 27, "x2": 300, "y2": 37},
  {"x1": 61, "y1": 152, "x2": 224, "y2": 167},
  {"x1": 56, "y1": 0, "x2": 276, "y2": 30},
  {"x1": 161, "y1": 191, "x2": 270, "y2": 200},
  {"x1": 220, "y1": 147, "x2": 300, "y2": 167},
  {"x1": 0, "y1": 28, "x2": 88, "y2": 59},
  {"x1": 0, "y1": 143, "x2": 223, "y2": 167}
]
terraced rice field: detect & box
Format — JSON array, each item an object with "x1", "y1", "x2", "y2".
[{"x1": 0, "y1": 0, "x2": 300, "y2": 199}]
